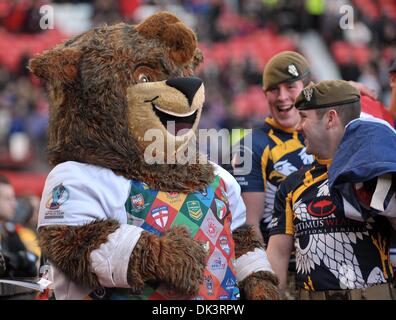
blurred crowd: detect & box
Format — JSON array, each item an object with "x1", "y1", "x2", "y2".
[{"x1": 0, "y1": 0, "x2": 395, "y2": 170}]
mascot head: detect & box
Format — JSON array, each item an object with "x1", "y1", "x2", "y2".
[{"x1": 29, "y1": 12, "x2": 214, "y2": 192}]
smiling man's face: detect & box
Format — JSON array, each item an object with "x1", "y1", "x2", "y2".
[
  {"x1": 265, "y1": 79, "x2": 304, "y2": 129},
  {"x1": 295, "y1": 109, "x2": 328, "y2": 157}
]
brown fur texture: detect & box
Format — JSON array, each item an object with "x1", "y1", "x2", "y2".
[
  {"x1": 233, "y1": 224, "x2": 265, "y2": 259},
  {"x1": 39, "y1": 222, "x2": 206, "y2": 296},
  {"x1": 38, "y1": 220, "x2": 120, "y2": 288},
  {"x1": 127, "y1": 226, "x2": 207, "y2": 295},
  {"x1": 136, "y1": 13, "x2": 197, "y2": 65},
  {"x1": 238, "y1": 271, "x2": 280, "y2": 300},
  {"x1": 28, "y1": 12, "x2": 214, "y2": 193},
  {"x1": 233, "y1": 225, "x2": 281, "y2": 300}
]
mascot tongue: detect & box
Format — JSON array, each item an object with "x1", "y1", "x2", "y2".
[
  {"x1": 153, "y1": 103, "x2": 196, "y2": 136},
  {"x1": 174, "y1": 122, "x2": 194, "y2": 135}
]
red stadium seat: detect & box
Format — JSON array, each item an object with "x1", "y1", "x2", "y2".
[
  {"x1": 0, "y1": 29, "x2": 66, "y2": 71},
  {"x1": 0, "y1": 171, "x2": 47, "y2": 197},
  {"x1": 331, "y1": 41, "x2": 352, "y2": 65},
  {"x1": 233, "y1": 85, "x2": 269, "y2": 119},
  {"x1": 354, "y1": 45, "x2": 371, "y2": 66}
]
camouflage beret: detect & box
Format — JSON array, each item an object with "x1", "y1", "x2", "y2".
[
  {"x1": 263, "y1": 51, "x2": 310, "y2": 91},
  {"x1": 295, "y1": 80, "x2": 360, "y2": 110}
]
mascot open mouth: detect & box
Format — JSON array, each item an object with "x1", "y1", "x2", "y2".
[
  {"x1": 127, "y1": 77, "x2": 204, "y2": 147},
  {"x1": 151, "y1": 100, "x2": 198, "y2": 135}
]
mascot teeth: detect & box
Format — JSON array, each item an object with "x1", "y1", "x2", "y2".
[{"x1": 153, "y1": 104, "x2": 197, "y2": 117}]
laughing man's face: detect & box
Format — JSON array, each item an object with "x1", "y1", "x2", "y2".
[{"x1": 265, "y1": 80, "x2": 304, "y2": 129}]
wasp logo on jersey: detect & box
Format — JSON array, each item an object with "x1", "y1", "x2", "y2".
[{"x1": 307, "y1": 197, "x2": 337, "y2": 218}]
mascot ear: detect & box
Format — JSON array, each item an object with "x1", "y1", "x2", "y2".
[
  {"x1": 136, "y1": 12, "x2": 197, "y2": 65},
  {"x1": 28, "y1": 47, "x2": 81, "y2": 84},
  {"x1": 193, "y1": 48, "x2": 204, "y2": 69}
]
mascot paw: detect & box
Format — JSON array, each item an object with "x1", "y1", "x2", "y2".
[
  {"x1": 129, "y1": 225, "x2": 207, "y2": 296},
  {"x1": 158, "y1": 226, "x2": 207, "y2": 296},
  {"x1": 239, "y1": 271, "x2": 281, "y2": 300}
]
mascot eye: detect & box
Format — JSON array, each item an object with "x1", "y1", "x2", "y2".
[{"x1": 138, "y1": 74, "x2": 150, "y2": 83}]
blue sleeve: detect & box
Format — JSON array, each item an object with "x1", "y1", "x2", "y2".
[
  {"x1": 230, "y1": 130, "x2": 268, "y2": 192},
  {"x1": 269, "y1": 170, "x2": 304, "y2": 236},
  {"x1": 270, "y1": 179, "x2": 293, "y2": 236}
]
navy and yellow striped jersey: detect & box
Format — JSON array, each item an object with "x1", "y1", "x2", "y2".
[
  {"x1": 270, "y1": 159, "x2": 393, "y2": 291},
  {"x1": 231, "y1": 117, "x2": 314, "y2": 238}
]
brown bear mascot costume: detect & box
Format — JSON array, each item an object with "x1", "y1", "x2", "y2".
[{"x1": 29, "y1": 12, "x2": 280, "y2": 300}]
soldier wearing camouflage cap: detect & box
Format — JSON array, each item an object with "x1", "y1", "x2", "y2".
[
  {"x1": 294, "y1": 80, "x2": 361, "y2": 157},
  {"x1": 267, "y1": 80, "x2": 395, "y2": 300},
  {"x1": 263, "y1": 51, "x2": 311, "y2": 92},
  {"x1": 262, "y1": 51, "x2": 312, "y2": 129},
  {"x1": 230, "y1": 51, "x2": 315, "y2": 249},
  {"x1": 295, "y1": 80, "x2": 360, "y2": 111}
]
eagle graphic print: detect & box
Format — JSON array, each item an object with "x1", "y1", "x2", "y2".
[{"x1": 270, "y1": 160, "x2": 393, "y2": 291}]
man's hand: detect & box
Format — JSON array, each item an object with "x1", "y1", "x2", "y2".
[{"x1": 348, "y1": 80, "x2": 378, "y2": 100}]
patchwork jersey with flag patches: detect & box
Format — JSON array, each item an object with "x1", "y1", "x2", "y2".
[
  {"x1": 270, "y1": 159, "x2": 393, "y2": 291},
  {"x1": 231, "y1": 117, "x2": 314, "y2": 241},
  {"x1": 38, "y1": 161, "x2": 245, "y2": 300},
  {"x1": 120, "y1": 176, "x2": 238, "y2": 300}
]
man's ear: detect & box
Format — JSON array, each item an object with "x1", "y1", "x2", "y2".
[
  {"x1": 327, "y1": 109, "x2": 339, "y2": 129},
  {"x1": 28, "y1": 47, "x2": 81, "y2": 84}
]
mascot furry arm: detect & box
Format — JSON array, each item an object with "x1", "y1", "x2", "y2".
[{"x1": 30, "y1": 12, "x2": 279, "y2": 300}]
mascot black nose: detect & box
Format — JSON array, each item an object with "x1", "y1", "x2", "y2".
[{"x1": 166, "y1": 77, "x2": 203, "y2": 107}]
